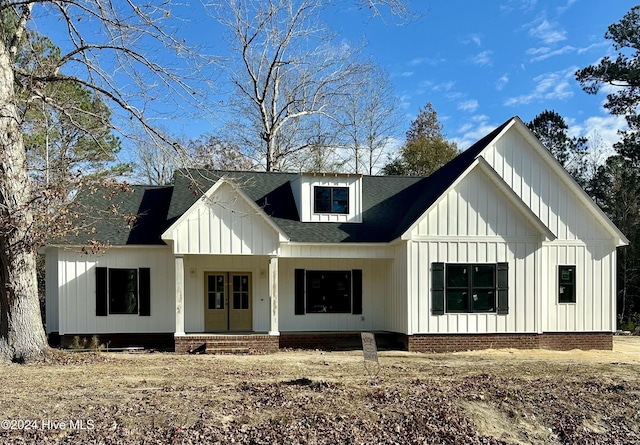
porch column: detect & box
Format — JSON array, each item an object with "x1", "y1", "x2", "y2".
[
  {"x1": 175, "y1": 255, "x2": 185, "y2": 336},
  {"x1": 268, "y1": 257, "x2": 279, "y2": 335}
]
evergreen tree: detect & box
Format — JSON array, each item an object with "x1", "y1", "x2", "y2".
[
  {"x1": 526, "y1": 110, "x2": 588, "y2": 186},
  {"x1": 382, "y1": 102, "x2": 457, "y2": 176},
  {"x1": 576, "y1": 5, "x2": 640, "y2": 327},
  {"x1": 576, "y1": 5, "x2": 640, "y2": 164}
]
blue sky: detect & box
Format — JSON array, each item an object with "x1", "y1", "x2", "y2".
[
  {"x1": 325, "y1": 0, "x2": 636, "y2": 151},
  {"x1": 34, "y1": 0, "x2": 638, "y2": 158}
]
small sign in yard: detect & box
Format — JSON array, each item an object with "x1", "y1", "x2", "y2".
[{"x1": 361, "y1": 332, "x2": 380, "y2": 379}]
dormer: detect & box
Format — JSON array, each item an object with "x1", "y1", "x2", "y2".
[{"x1": 291, "y1": 173, "x2": 363, "y2": 223}]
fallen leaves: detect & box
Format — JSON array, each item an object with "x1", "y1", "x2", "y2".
[{"x1": 0, "y1": 350, "x2": 639, "y2": 444}]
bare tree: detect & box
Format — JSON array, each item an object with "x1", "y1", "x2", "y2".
[
  {"x1": 133, "y1": 130, "x2": 184, "y2": 185},
  {"x1": 292, "y1": 115, "x2": 343, "y2": 172},
  {"x1": 335, "y1": 62, "x2": 401, "y2": 174},
  {"x1": 186, "y1": 135, "x2": 256, "y2": 171},
  {"x1": 0, "y1": 0, "x2": 411, "y2": 363},
  {"x1": 0, "y1": 1, "x2": 207, "y2": 363},
  {"x1": 216, "y1": 0, "x2": 366, "y2": 171}
]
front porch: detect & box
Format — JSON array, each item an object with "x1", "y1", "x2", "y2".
[
  {"x1": 174, "y1": 333, "x2": 279, "y2": 354},
  {"x1": 174, "y1": 331, "x2": 407, "y2": 354}
]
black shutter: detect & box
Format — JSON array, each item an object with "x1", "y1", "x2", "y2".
[
  {"x1": 96, "y1": 267, "x2": 108, "y2": 316},
  {"x1": 432, "y1": 262, "x2": 445, "y2": 315},
  {"x1": 294, "y1": 269, "x2": 305, "y2": 315},
  {"x1": 352, "y1": 269, "x2": 362, "y2": 314},
  {"x1": 497, "y1": 262, "x2": 509, "y2": 314},
  {"x1": 139, "y1": 268, "x2": 151, "y2": 316}
]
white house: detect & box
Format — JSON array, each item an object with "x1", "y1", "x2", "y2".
[{"x1": 44, "y1": 117, "x2": 628, "y2": 353}]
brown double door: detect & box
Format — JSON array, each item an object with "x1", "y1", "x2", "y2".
[{"x1": 204, "y1": 272, "x2": 252, "y2": 331}]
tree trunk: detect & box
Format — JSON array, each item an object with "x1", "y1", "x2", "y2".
[
  {"x1": 0, "y1": 43, "x2": 48, "y2": 363},
  {"x1": 266, "y1": 136, "x2": 276, "y2": 172}
]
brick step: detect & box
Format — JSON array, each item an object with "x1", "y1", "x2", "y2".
[{"x1": 205, "y1": 347, "x2": 250, "y2": 355}]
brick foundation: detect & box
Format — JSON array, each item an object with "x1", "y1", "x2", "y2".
[
  {"x1": 56, "y1": 331, "x2": 614, "y2": 354},
  {"x1": 279, "y1": 332, "x2": 363, "y2": 350},
  {"x1": 279, "y1": 332, "x2": 407, "y2": 351},
  {"x1": 174, "y1": 334, "x2": 280, "y2": 354},
  {"x1": 407, "y1": 332, "x2": 613, "y2": 353},
  {"x1": 59, "y1": 333, "x2": 175, "y2": 350},
  {"x1": 539, "y1": 332, "x2": 613, "y2": 351}
]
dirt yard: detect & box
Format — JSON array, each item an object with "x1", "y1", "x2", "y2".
[{"x1": 1, "y1": 337, "x2": 640, "y2": 444}]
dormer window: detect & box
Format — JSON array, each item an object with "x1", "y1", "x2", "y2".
[
  {"x1": 291, "y1": 173, "x2": 362, "y2": 223},
  {"x1": 314, "y1": 186, "x2": 349, "y2": 214}
]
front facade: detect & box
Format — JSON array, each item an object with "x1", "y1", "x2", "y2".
[{"x1": 45, "y1": 117, "x2": 627, "y2": 352}]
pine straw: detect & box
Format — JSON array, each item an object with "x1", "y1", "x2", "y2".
[{"x1": 1, "y1": 338, "x2": 639, "y2": 444}]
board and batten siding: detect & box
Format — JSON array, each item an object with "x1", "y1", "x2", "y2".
[
  {"x1": 165, "y1": 182, "x2": 281, "y2": 256},
  {"x1": 55, "y1": 247, "x2": 175, "y2": 335},
  {"x1": 480, "y1": 125, "x2": 618, "y2": 332},
  {"x1": 481, "y1": 126, "x2": 613, "y2": 243},
  {"x1": 542, "y1": 243, "x2": 615, "y2": 332},
  {"x1": 278, "y1": 258, "x2": 391, "y2": 332},
  {"x1": 403, "y1": 162, "x2": 542, "y2": 335},
  {"x1": 408, "y1": 240, "x2": 538, "y2": 334}
]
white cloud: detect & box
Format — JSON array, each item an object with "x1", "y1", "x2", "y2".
[
  {"x1": 458, "y1": 100, "x2": 479, "y2": 113},
  {"x1": 399, "y1": 94, "x2": 412, "y2": 110},
  {"x1": 408, "y1": 57, "x2": 445, "y2": 67},
  {"x1": 408, "y1": 57, "x2": 426, "y2": 66},
  {"x1": 571, "y1": 114, "x2": 627, "y2": 152},
  {"x1": 556, "y1": 0, "x2": 577, "y2": 15},
  {"x1": 453, "y1": 115, "x2": 498, "y2": 150},
  {"x1": 496, "y1": 74, "x2": 509, "y2": 91},
  {"x1": 471, "y1": 50, "x2": 493, "y2": 66},
  {"x1": 500, "y1": 0, "x2": 537, "y2": 13},
  {"x1": 528, "y1": 19, "x2": 567, "y2": 44},
  {"x1": 527, "y1": 46, "x2": 551, "y2": 56},
  {"x1": 433, "y1": 81, "x2": 456, "y2": 92},
  {"x1": 399, "y1": 71, "x2": 414, "y2": 78},
  {"x1": 445, "y1": 91, "x2": 465, "y2": 101},
  {"x1": 577, "y1": 42, "x2": 609, "y2": 55},
  {"x1": 527, "y1": 45, "x2": 575, "y2": 62},
  {"x1": 463, "y1": 34, "x2": 482, "y2": 46},
  {"x1": 504, "y1": 67, "x2": 576, "y2": 106}
]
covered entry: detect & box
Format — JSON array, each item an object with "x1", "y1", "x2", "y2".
[{"x1": 204, "y1": 272, "x2": 252, "y2": 331}]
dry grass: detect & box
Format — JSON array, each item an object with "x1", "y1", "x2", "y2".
[{"x1": 1, "y1": 337, "x2": 640, "y2": 444}]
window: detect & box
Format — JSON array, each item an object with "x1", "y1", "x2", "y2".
[
  {"x1": 294, "y1": 269, "x2": 362, "y2": 315},
  {"x1": 314, "y1": 186, "x2": 349, "y2": 214},
  {"x1": 96, "y1": 267, "x2": 150, "y2": 316},
  {"x1": 558, "y1": 265, "x2": 576, "y2": 303},
  {"x1": 431, "y1": 262, "x2": 508, "y2": 315},
  {"x1": 306, "y1": 271, "x2": 352, "y2": 313},
  {"x1": 109, "y1": 269, "x2": 139, "y2": 314}
]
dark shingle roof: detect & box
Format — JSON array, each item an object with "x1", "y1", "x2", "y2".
[
  {"x1": 59, "y1": 185, "x2": 173, "y2": 246},
  {"x1": 56, "y1": 118, "x2": 513, "y2": 246}
]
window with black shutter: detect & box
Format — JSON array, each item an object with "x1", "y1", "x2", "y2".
[
  {"x1": 432, "y1": 262, "x2": 509, "y2": 314},
  {"x1": 95, "y1": 267, "x2": 151, "y2": 316},
  {"x1": 294, "y1": 269, "x2": 362, "y2": 315}
]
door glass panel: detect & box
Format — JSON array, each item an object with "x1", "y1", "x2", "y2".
[
  {"x1": 207, "y1": 274, "x2": 225, "y2": 309},
  {"x1": 232, "y1": 275, "x2": 250, "y2": 310}
]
